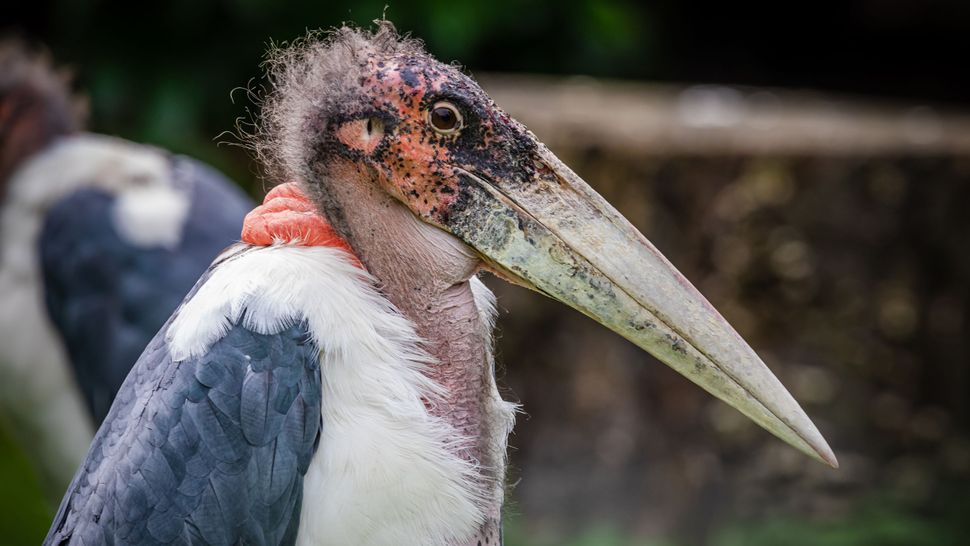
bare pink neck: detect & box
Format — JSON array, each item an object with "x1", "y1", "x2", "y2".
[
  {"x1": 363, "y1": 244, "x2": 504, "y2": 546},
  {"x1": 304, "y1": 166, "x2": 505, "y2": 542}
]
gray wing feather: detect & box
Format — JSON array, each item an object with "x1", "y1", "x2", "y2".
[{"x1": 45, "y1": 283, "x2": 322, "y2": 546}]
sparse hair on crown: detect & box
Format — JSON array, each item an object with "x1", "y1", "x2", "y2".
[{"x1": 252, "y1": 21, "x2": 427, "y2": 185}]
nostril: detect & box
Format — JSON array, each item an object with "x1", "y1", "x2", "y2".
[{"x1": 532, "y1": 159, "x2": 552, "y2": 178}]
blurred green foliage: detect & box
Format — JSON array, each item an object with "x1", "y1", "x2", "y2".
[
  {"x1": 502, "y1": 495, "x2": 968, "y2": 546},
  {"x1": 0, "y1": 422, "x2": 53, "y2": 544},
  {"x1": 713, "y1": 506, "x2": 962, "y2": 546}
]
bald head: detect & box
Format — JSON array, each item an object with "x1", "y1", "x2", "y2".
[{"x1": 256, "y1": 23, "x2": 542, "y2": 236}]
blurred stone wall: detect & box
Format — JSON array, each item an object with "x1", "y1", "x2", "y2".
[{"x1": 479, "y1": 76, "x2": 970, "y2": 543}]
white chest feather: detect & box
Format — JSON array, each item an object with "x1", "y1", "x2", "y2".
[{"x1": 169, "y1": 245, "x2": 510, "y2": 546}]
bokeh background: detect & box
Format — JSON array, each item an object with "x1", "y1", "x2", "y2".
[{"x1": 3, "y1": 1, "x2": 970, "y2": 544}]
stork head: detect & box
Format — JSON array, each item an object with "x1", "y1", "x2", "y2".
[
  {"x1": 0, "y1": 40, "x2": 83, "y2": 192},
  {"x1": 257, "y1": 23, "x2": 837, "y2": 467}
]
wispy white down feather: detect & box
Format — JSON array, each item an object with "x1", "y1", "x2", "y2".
[{"x1": 470, "y1": 275, "x2": 520, "y2": 517}]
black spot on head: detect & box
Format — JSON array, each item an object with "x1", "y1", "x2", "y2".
[{"x1": 399, "y1": 68, "x2": 420, "y2": 88}]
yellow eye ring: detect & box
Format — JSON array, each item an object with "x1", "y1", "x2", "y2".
[{"x1": 428, "y1": 101, "x2": 462, "y2": 134}]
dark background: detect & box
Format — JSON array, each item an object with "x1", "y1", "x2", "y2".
[
  {"x1": 2, "y1": 1, "x2": 969, "y2": 545},
  {"x1": 4, "y1": 0, "x2": 970, "y2": 190}
]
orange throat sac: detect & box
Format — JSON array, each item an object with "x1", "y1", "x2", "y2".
[{"x1": 241, "y1": 183, "x2": 360, "y2": 264}]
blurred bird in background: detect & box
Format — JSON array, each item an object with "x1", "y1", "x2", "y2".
[
  {"x1": 45, "y1": 24, "x2": 833, "y2": 546},
  {"x1": 0, "y1": 40, "x2": 254, "y2": 503}
]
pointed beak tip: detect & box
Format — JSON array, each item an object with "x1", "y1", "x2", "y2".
[
  {"x1": 802, "y1": 431, "x2": 838, "y2": 469},
  {"x1": 818, "y1": 444, "x2": 840, "y2": 469}
]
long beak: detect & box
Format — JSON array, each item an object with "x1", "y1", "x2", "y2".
[{"x1": 447, "y1": 146, "x2": 837, "y2": 468}]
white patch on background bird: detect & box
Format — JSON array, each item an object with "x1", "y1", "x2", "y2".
[
  {"x1": 169, "y1": 244, "x2": 490, "y2": 546},
  {"x1": 1, "y1": 134, "x2": 172, "y2": 281},
  {"x1": 111, "y1": 184, "x2": 190, "y2": 249},
  {"x1": 0, "y1": 133, "x2": 181, "y2": 495}
]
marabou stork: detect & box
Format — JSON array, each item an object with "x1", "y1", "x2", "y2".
[
  {"x1": 45, "y1": 24, "x2": 836, "y2": 546},
  {"x1": 0, "y1": 41, "x2": 253, "y2": 502}
]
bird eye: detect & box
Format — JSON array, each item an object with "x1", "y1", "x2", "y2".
[{"x1": 428, "y1": 102, "x2": 462, "y2": 134}]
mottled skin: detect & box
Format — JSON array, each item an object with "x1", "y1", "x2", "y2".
[{"x1": 327, "y1": 54, "x2": 545, "y2": 229}]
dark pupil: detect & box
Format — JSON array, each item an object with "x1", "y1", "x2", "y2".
[{"x1": 431, "y1": 106, "x2": 457, "y2": 130}]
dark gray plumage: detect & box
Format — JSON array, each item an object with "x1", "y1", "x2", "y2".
[
  {"x1": 39, "y1": 156, "x2": 252, "y2": 423},
  {"x1": 44, "y1": 281, "x2": 323, "y2": 546}
]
